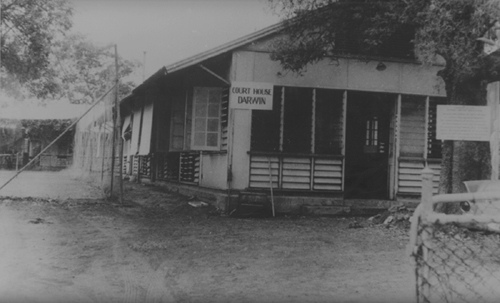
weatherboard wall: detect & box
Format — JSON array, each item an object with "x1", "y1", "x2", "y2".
[{"x1": 229, "y1": 49, "x2": 446, "y2": 196}]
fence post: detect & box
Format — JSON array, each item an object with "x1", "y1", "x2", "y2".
[
  {"x1": 419, "y1": 165, "x2": 434, "y2": 303},
  {"x1": 421, "y1": 166, "x2": 434, "y2": 213}
]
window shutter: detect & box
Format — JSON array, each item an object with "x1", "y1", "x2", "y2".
[
  {"x1": 400, "y1": 95, "x2": 426, "y2": 158},
  {"x1": 427, "y1": 97, "x2": 446, "y2": 159},
  {"x1": 220, "y1": 87, "x2": 229, "y2": 151}
]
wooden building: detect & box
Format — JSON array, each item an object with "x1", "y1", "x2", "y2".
[
  {"x1": 120, "y1": 22, "x2": 447, "y2": 213},
  {"x1": 0, "y1": 118, "x2": 73, "y2": 170}
]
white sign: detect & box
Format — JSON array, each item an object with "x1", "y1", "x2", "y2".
[
  {"x1": 436, "y1": 105, "x2": 491, "y2": 141},
  {"x1": 229, "y1": 82, "x2": 273, "y2": 110}
]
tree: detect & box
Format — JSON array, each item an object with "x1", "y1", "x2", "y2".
[
  {"x1": 21, "y1": 119, "x2": 74, "y2": 150},
  {"x1": 51, "y1": 34, "x2": 140, "y2": 104},
  {"x1": 269, "y1": 0, "x2": 500, "y2": 199},
  {"x1": 1, "y1": 0, "x2": 73, "y2": 98},
  {"x1": 1, "y1": 1, "x2": 139, "y2": 104}
]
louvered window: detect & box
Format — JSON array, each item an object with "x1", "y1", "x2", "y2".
[
  {"x1": 139, "y1": 155, "x2": 151, "y2": 177},
  {"x1": 220, "y1": 87, "x2": 229, "y2": 151},
  {"x1": 251, "y1": 86, "x2": 343, "y2": 155},
  {"x1": 400, "y1": 95, "x2": 426, "y2": 157},
  {"x1": 179, "y1": 152, "x2": 200, "y2": 183},
  {"x1": 428, "y1": 97, "x2": 446, "y2": 159},
  {"x1": 169, "y1": 89, "x2": 186, "y2": 151},
  {"x1": 250, "y1": 87, "x2": 344, "y2": 191}
]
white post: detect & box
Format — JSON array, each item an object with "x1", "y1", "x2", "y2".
[
  {"x1": 488, "y1": 82, "x2": 500, "y2": 180},
  {"x1": 420, "y1": 166, "x2": 434, "y2": 302},
  {"x1": 421, "y1": 166, "x2": 434, "y2": 213}
]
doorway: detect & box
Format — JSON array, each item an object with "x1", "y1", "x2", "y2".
[{"x1": 344, "y1": 91, "x2": 395, "y2": 199}]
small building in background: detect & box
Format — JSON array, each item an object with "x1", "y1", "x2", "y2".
[
  {"x1": 0, "y1": 118, "x2": 74, "y2": 170},
  {"x1": 0, "y1": 100, "x2": 86, "y2": 171}
]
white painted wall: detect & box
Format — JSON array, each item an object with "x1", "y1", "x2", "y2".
[
  {"x1": 246, "y1": 51, "x2": 446, "y2": 96},
  {"x1": 199, "y1": 153, "x2": 228, "y2": 189},
  {"x1": 226, "y1": 51, "x2": 256, "y2": 190}
]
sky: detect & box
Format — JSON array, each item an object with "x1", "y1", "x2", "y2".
[
  {"x1": 70, "y1": 0, "x2": 281, "y2": 83},
  {"x1": 1, "y1": 0, "x2": 281, "y2": 119},
  {"x1": 0, "y1": 102, "x2": 89, "y2": 119}
]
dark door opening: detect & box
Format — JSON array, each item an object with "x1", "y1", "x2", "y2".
[{"x1": 344, "y1": 91, "x2": 394, "y2": 199}]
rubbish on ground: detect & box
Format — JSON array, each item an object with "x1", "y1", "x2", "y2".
[
  {"x1": 383, "y1": 215, "x2": 394, "y2": 225},
  {"x1": 29, "y1": 218, "x2": 52, "y2": 224},
  {"x1": 188, "y1": 201, "x2": 208, "y2": 208},
  {"x1": 368, "y1": 204, "x2": 412, "y2": 228}
]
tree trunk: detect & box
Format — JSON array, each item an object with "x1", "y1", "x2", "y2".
[{"x1": 437, "y1": 76, "x2": 491, "y2": 212}]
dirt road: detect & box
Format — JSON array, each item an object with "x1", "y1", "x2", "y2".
[
  {"x1": 0, "y1": 173, "x2": 415, "y2": 303},
  {"x1": 0, "y1": 170, "x2": 102, "y2": 199}
]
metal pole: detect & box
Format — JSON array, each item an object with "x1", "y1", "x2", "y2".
[
  {"x1": 116, "y1": 45, "x2": 124, "y2": 204},
  {"x1": 109, "y1": 44, "x2": 119, "y2": 198},
  {"x1": 143, "y1": 51, "x2": 146, "y2": 81},
  {"x1": 268, "y1": 158, "x2": 275, "y2": 217},
  {"x1": 101, "y1": 130, "x2": 106, "y2": 183}
]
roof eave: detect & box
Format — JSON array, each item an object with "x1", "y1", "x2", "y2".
[
  {"x1": 165, "y1": 21, "x2": 284, "y2": 74},
  {"x1": 119, "y1": 21, "x2": 285, "y2": 109}
]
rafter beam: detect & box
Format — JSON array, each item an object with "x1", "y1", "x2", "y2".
[{"x1": 198, "y1": 64, "x2": 230, "y2": 86}]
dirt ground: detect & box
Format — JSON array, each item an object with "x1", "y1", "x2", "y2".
[
  {"x1": 0, "y1": 170, "x2": 416, "y2": 303},
  {"x1": 0, "y1": 170, "x2": 103, "y2": 199}
]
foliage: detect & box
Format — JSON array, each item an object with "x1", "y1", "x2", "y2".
[
  {"x1": 0, "y1": 0, "x2": 73, "y2": 98},
  {"x1": 269, "y1": 0, "x2": 406, "y2": 73},
  {"x1": 270, "y1": 0, "x2": 500, "y2": 82},
  {"x1": 1, "y1": 1, "x2": 140, "y2": 104},
  {"x1": 269, "y1": 0, "x2": 500, "y2": 197},
  {"x1": 0, "y1": 119, "x2": 23, "y2": 153},
  {"x1": 21, "y1": 119, "x2": 74, "y2": 147},
  {"x1": 51, "y1": 34, "x2": 140, "y2": 104}
]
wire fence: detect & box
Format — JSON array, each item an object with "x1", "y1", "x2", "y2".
[
  {"x1": 410, "y1": 169, "x2": 500, "y2": 303},
  {"x1": 414, "y1": 218, "x2": 500, "y2": 303},
  {"x1": 71, "y1": 85, "x2": 122, "y2": 198}
]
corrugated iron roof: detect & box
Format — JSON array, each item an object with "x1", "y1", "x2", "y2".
[
  {"x1": 164, "y1": 21, "x2": 284, "y2": 74},
  {"x1": 121, "y1": 21, "x2": 284, "y2": 106}
]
